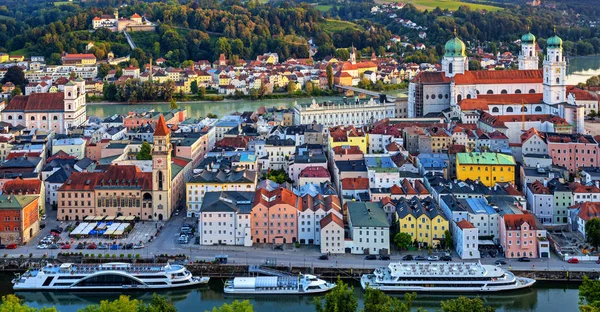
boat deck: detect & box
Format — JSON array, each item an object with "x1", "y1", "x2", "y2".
[{"x1": 31, "y1": 263, "x2": 183, "y2": 277}]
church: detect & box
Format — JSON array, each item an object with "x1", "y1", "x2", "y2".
[
  {"x1": 407, "y1": 31, "x2": 587, "y2": 135},
  {"x1": 56, "y1": 115, "x2": 174, "y2": 221}
]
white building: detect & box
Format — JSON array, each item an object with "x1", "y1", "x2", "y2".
[
  {"x1": 346, "y1": 202, "x2": 390, "y2": 255},
  {"x1": 297, "y1": 194, "x2": 342, "y2": 245},
  {"x1": 198, "y1": 192, "x2": 254, "y2": 246},
  {"x1": 52, "y1": 137, "x2": 86, "y2": 159},
  {"x1": 294, "y1": 97, "x2": 395, "y2": 127},
  {"x1": 453, "y1": 219, "x2": 480, "y2": 259},
  {"x1": 320, "y1": 214, "x2": 345, "y2": 254}
]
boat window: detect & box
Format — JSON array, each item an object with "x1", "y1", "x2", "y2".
[
  {"x1": 53, "y1": 283, "x2": 73, "y2": 286},
  {"x1": 73, "y1": 274, "x2": 143, "y2": 287},
  {"x1": 172, "y1": 280, "x2": 190, "y2": 285},
  {"x1": 42, "y1": 276, "x2": 55, "y2": 286},
  {"x1": 135, "y1": 275, "x2": 168, "y2": 279},
  {"x1": 57, "y1": 276, "x2": 85, "y2": 279}
]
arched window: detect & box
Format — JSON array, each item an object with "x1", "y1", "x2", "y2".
[
  {"x1": 556, "y1": 55, "x2": 559, "y2": 62},
  {"x1": 529, "y1": 51, "x2": 533, "y2": 57},
  {"x1": 53, "y1": 116, "x2": 58, "y2": 120},
  {"x1": 529, "y1": 89, "x2": 536, "y2": 94},
  {"x1": 17, "y1": 115, "x2": 22, "y2": 120},
  {"x1": 30, "y1": 116, "x2": 35, "y2": 121},
  {"x1": 521, "y1": 106, "x2": 527, "y2": 112},
  {"x1": 426, "y1": 95, "x2": 429, "y2": 99},
  {"x1": 501, "y1": 89, "x2": 508, "y2": 94},
  {"x1": 466, "y1": 94, "x2": 471, "y2": 99},
  {"x1": 556, "y1": 77, "x2": 560, "y2": 83},
  {"x1": 42, "y1": 116, "x2": 46, "y2": 120},
  {"x1": 535, "y1": 106, "x2": 542, "y2": 112},
  {"x1": 506, "y1": 107, "x2": 514, "y2": 113},
  {"x1": 431, "y1": 94, "x2": 436, "y2": 99},
  {"x1": 448, "y1": 63, "x2": 453, "y2": 74},
  {"x1": 438, "y1": 94, "x2": 443, "y2": 99},
  {"x1": 7, "y1": 116, "x2": 12, "y2": 120},
  {"x1": 158, "y1": 171, "x2": 164, "y2": 190},
  {"x1": 67, "y1": 92, "x2": 71, "y2": 97},
  {"x1": 487, "y1": 90, "x2": 494, "y2": 95},
  {"x1": 457, "y1": 95, "x2": 462, "y2": 102},
  {"x1": 515, "y1": 89, "x2": 522, "y2": 94},
  {"x1": 68, "y1": 105, "x2": 71, "y2": 110},
  {"x1": 445, "y1": 94, "x2": 449, "y2": 99},
  {"x1": 492, "y1": 107, "x2": 499, "y2": 113}
]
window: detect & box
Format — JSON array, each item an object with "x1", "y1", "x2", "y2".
[
  {"x1": 492, "y1": 107, "x2": 499, "y2": 113},
  {"x1": 30, "y1": 116, "x2": 35, "y2": 121},
  {"x1": 487, "y1": 90, "x2": 494, "y2": 95},
  {"x1": 515, "y1": 89, "x2": 522, "y2": 94},
  {"x1": 529, "y1": 89, "x2": 536, "y2": 94},
  {"x1": 501, "y1": 89, "x2": 507, "y2": 94}
]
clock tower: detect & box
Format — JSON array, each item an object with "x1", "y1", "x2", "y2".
[
  {"x1": 152, "y1": 115, "x2": 172, "y2": 220},
  {"x1": 543, "y1": 34, "x2": 566, "y2": 105}
]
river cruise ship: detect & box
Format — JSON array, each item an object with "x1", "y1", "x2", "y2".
[
  {"x1": 361, "y1": 261, "x2": 535, "y2": 292},
  {"x1": 224, "y1": 274, "x2": 335, "y2": 295},
  {"x1": 12, "y1": 262, "x2": 210, "y2": 291}
]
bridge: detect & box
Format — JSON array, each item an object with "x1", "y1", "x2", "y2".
[
  {"x1": 123, "y1": 31, "x2": 137, "y2": 50},
  {"x1": 334, "y1": 85, "x2": 396, "y2": 102}
]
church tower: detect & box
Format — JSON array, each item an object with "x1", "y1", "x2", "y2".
[
  {"x1": 518, "y1": 31, "x2": 538, "y2": 70},
  {"x1": 349, "y1": 44, "x2": 356, "y2": 65},
  {"x1": 543, "y1": 34, "x2": 566, "y2": 105},
  {"x1": 442, "y1": 31, "x2": 468, "y2": 78},
  {"x1": 152, "y1": 115, "x2": 172, "y2": 221}
]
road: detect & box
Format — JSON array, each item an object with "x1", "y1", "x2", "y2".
[{"x1": 10, "y1": 211, "x2": 600, "y2": 272}]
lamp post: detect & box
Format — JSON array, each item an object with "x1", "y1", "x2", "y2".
[{"x1": 144, "y1": 234, "x2": 148, "y2": 259}]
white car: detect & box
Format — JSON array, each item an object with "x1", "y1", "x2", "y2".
[
  {"x1": 41, "y1": 214, "x2": 47, "y2": 220},
  {"x1": 427, "y1": 255, "x2": 439, "y2": 261},
  {"x1": 37, "y1": 244, "x2": 48, "y2": 249}
]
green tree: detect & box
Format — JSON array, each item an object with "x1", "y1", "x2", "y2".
[
  {"x1": 326, "y1": 64, "x2": 334, "y2": 89},
  {"x1": 2, "y1": 66, "x2": 25, "y2": 86},
  {"x1": 305, "y1": 81, "x2": 313, "y2": 96},
  {"x1": 287, "y1": 81, "x2": 297, "y2": 95},
  {"x1": 363, "y1": 288, "x2": 416, "y2": 312},
  {"x1": 589, "y1": 110, "x2": 598, "y2": 118},
  {"x1": 97, "y1": 63, "x2": 112, "y2": 79},
  {"x1": 136, "y1": 142, "x2": 152, "y2": 160},
  {"x1": 580, "y1": 276, "x2": 600, "y2": 311},
  {"x1": 468, "y1": 60, "x2": 482, "y2": 70},
  {"x1": 170, "y1": 98, "x2": 179, "y2": 110},
  {"x1": 314, "y1": 278, "x2": 358, "y2": 312},
  {"x1": 0, "y1": 294, "x2": 57, "y2": 312},
  {"x1": 11, "y1": 87, "x2": 22, "y2": 97},
  {"x1": 265, "y1": 169, "x2": 291, "y2": 184},
  {"x1": 586, "y1": 218, "x2": 600, "y2": 249},
  {"x1": 78, "y1": 295, "x2": 139, "y2": 312},
  {"x1": 207, "y1": 300, "x2": 253, "y2": 312},
  {"x1": 440, "y1": 296, "x2": 495, "y2": 312},
  {"x1": 69, "y1": 71, "x2": 77, "y2": 80},
  {"x1": 444, "y1": 230, "x2": 453, "y2": 250},
  {"x1": 199, "y1": 86, "x2": 207, "y2": 99},
  {"x1": 394, "y1": 232, "x2": 412, "y2": 250},
  {"x1": 191, "y1": 81, "x2": 199, "y2": 95},
  {"x1": 139, "y1": 294, "x2": 177, "y2": 312},
  {"x1": 587, "y1": 76, "x2": 600, "y2": 87},
  {"x1": 207, "y1": 113, "x2": 218, "y2": 119}
]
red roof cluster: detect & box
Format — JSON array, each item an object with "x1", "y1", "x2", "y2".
[
  {"x1": 299, "y1": 166, "x2": 330, "y2": 178},
  {"x1": 253, "y1": 187, "x2": 298, "y2": 208},
  {"x1": 341, "y1": 178, "x2": 369, "y2": 190},
  {"x1": 59, "y1": 165, "x2": 152, "y2": 191},
  {"x1": 3, "y1": 178, "x2": 41, "y2": 195},
  {"x1": 5, "y1": 93, "x2": 65, "y2": 112},
  {"x1": 571, "y1": 202, "x2": 600, "y2": 222},
  {"x1": 320, "y1": 213, "x2": 344, "y2": 229},
  {"x1": 503, "y1": 214, "x2": 537, "y2": 230}
]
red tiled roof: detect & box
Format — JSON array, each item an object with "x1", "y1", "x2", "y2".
[
  {"x1": 253, "y1": 187, "x2": 298, "y2": 208},
  {"x1": 3, "y1": 178, "x2": 41, "y2": 195},
  {"x1": 299, "y1": 166, "x2": 330, "y2": 178},
  {"x1": 503, "y1": 214, "x2": 537, "y2": 230},
  {"x1": 520, "y1": 127, "x2": 546, "y2": 143},
  {"x1": 529, "y1": 180, "x2": 550, "y2": 195},
  {"x1": 569, "y1": 182, "x2": 600, "y2": 194},
  {"x1": 154, "y1": 115, "x2": 170, "y2": 136},
  {"x1": 567, "y1": 86, "x2": 598, "y2": 101},
  {"x1": 7, "y1": 152, "x2": 42, "y2": 160},
  {"x1": 215, "y1": 137, "x2": 249, "y2": 149},
  {"x1": 332, "y1": 146, "x2": 363, "y2": 155},
  {"x1": 59, "y1": 165, "x2": 152, "y2": 191},
  {"x1": 454, "y1": 70, "x2": 542, "y2": 85},
  {"x1": 459, "y1": 93, "x2": 543, "y2": 111},
  {"x1": 457, "y1": 219, "x2": 475, "y2": 230},
  {"x1": 410, "y1": 71, "x2": 452, "y2": 84},
  {"x1": 62, "y1": 54, "x2": 96, "y2": 60},
  {"x1": 320, "y1": 213, "x2": 344, "y2": 229},
  {"x1": 448, "y1": 144, "x2": 466, "y2": 154},
  {"x1": 131, "y1": 13, "x2": 142, "y2": 18},
  {"x1": 572, "y1": 202, "x2": 600, "y2": 222},
  {"x1": 5, "y1": 93, "x2": 65, "y2": 112},
  {"x1": 341, "y1": 178, "x2": 369, "y2": 190}
]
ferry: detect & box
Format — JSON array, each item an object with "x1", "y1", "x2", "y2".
[
  {"x1": 12, "y1": 262, "x2": 210, "y2": 291},
  {"x1": 361, "y1": 261, "x2": 535, "y2": 293},
  {"x1": 224, "y1": 274, "x2": 336, "y2": 295}
]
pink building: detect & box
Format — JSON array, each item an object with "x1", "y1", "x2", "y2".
[
  {"x1": 547, "y1": 133, "x2": 600, "y2": 174},
  {"x1": 252, "y1": 187, "x2": 299, "y2": 244},
  {"x1": 123, "y1": 110, "x2": 186, "y2": 130},
  {"x1": 499, "y1": 213, "x2": 546, "y2": 259}
]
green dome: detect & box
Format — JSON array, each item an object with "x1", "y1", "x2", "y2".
[
  {"x1": 444, "y1": 37, "x2": 466, "y2": 57},
  {"x1": 547, "y1": 35, "x2": 563, "y2": 48},
  {"x1": 521, "y1": 32, "x2": 536, "y2": 44}
]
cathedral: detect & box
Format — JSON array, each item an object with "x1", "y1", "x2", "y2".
[{"x1": 407, "y1": 31, "x2": 586, "y2": 135}]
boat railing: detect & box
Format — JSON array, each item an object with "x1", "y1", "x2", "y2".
[{"x1": 248, "y1": 265, "x2": 294, "y2": 277}]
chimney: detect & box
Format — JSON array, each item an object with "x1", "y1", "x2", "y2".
[
  {"x1": 543, "y1": 178, "x2": 548, "y2": 187},
  {"x1": 596, "y1": 181, "x2": 599, "y2": 189}
]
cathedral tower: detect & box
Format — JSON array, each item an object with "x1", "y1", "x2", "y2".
[
  {"x1": 442, "y1": 31, "x2": 468, "y2": 78},
  {"x1": 152, "y1": 115, "x2": 172, "y2": 221},
  {"x1": 518, "y1": 31, "x2": 538, "y2": 70},
  {"x1": 543, "y1": 34, "x2": 566, "y2": 104}
]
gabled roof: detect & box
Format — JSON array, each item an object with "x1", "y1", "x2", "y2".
[
  {"x1": 503, "y1": 213, "x2": 537, "y2": 231},
  {"x1": 3, "y1": 178, "x2": 41, "y2": 195},
  {"x1": 456, "y1": 219, "x2": 475, "y2": 230},
  {"x1": 320, "y1": 213, "x2": 344, "y2": 229},
  {"x1": 341, "y1": 177, "x2": 369, "y2": 190},
  {"x1": 253, "y1": 187, "x2": 298, "y2": 208},
  {"x1": 154, "y1": 114, "x2": 170, "y2": 136},
  {"x1": 571, "y1": 202, "x2": 600, "y2": 222},
  {"x1": 5, "y1": 93, "x2": 65, "y2": 112},
  {"x1": 454, "y1": 69, "x2": 542, "y2": 85}
]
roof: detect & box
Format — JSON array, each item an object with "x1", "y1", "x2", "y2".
[
  {"x1": 320, "y1": 213, "x2": 344, "y2": 229},
  {"x1": 456, "y1": 152, "x2": 515, "y2": 166},
  {"x1": 456, "y1": 219, "x2": 475, "y2": 230},
  {"x1": 459, "y1": 93, "x2": 543, "y2": 111},
  {"x1": 341, "y1": 178, "x2": 369, "y2": 190},
  {"x1": 572, "y1": 202, "x2": 600, "y2": 222},
  {"x1": 454, "y1": 70, "x2": 542, "y2": 85},
  {"x1": 190, "y1": 169, "x2": 256, "y2": 184},
  {"x1": 62, "y1": 54, "x2": 96, "y2": 60},
  {"x1": 253, "y1": 187, "x2": 298, "y2": 209},
  {"x1": 59, "y1": 165, "x2": 152, "y2": 191},
  {"x1": 154, "y1": 115, "x2": 170, "y2": 136},
  {"x1": 410, "y1": 71, "x2": 452, "y2": 84},
  {"x1": 503, "y1": 214, "x2": 537, "y2": 231},
  {"x1": 346, "y1": 201, "x2": 389, "y2": 228},
  {"x1": 3, "y1": 178, "x2": 41, "y2": 195},
  {"x1": 5, "y1": 93, "x2": 65, "y2": 112},
  {"x1": 0, "y1": 195, "x2": 37, "y2": 210},
  {"x1": 200, "y1": 191, "x2": 254, "y2": 214},
  {"x1": 299, "y1": 166, "x2": 330, "y2": 178}
]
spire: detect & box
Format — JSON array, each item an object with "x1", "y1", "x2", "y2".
[{"x1": 154, "y1": 114, "x2": 170, "y2": 136}]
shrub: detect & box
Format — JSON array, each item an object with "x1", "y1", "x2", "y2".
[
  {"x1": 84, "y1": 254, "x2": 89, "y2": 257},
  {"x1": 19, "y1": 254, "x2": 24, "y2": 258},
  {"x1": 295, "y1": 241, "x2": 300, "y2": 248},
  {"x1": 42, "y1": 254, "x2": 47, "y2": 258},
  {"x1": 135, "y1": 254, "x2": 140, "y2": 259},
  {"x1": 105, "y1": 253, "x2": 109, "y2": 258},
  {"x1": 111, "y1": 254, "x2": 117, "y2": 259},
  {"x1": 127, "y1": 254, "x2": 132, "y2": 258},
  {"x1": 3, "y1": 253, "x2": 7, "y2": 258},
  {"x1": 29, "y1": 253, "x2": 32, "y2": 258},
  {"x1": 90, "y1": 254, "x2": 95, "y2": 258},
  {"x1": 119, "y1": 254, "x2": 124, "y2": 258}
]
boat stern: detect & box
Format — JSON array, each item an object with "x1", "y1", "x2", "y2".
[
  {"x1": 192, "y1": 276, "x2": 210, "y2": 285},
  {"x1": 517, "y1": 277, "x2": 536, "y2": 288}
]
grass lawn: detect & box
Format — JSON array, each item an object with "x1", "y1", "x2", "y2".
[
  {"x1": 8, "y1": 48, "x2": 29, "y2": 57},
  {"x1": 315, "y1": 5, "x2": 333, "y2": 12},
  {"x1": 321, "y1": 19, "x2": 364, "y2": 32},
  {"x1": 382, "y1": 0, "x2": 502, "y2": 11}
]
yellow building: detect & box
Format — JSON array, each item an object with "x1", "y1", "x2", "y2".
[
  {"x1": 218, "y1": 75, "x2": 231, "y2": 86},
  {"x1": 456, "y1": 152, "x2": 516, "y2": 187},
  {"x1": 396, "y1": 197, "x2": 448, "y2": 247},
  {"x1": 0, "y1": 53, "x2": 8, "y2": 63},
  {"x1": 328, "y1": 126, "x2": 368, "y2": 154},
  {"x1": 9, "y1": 55, "x2": 24, "y2": 62}
]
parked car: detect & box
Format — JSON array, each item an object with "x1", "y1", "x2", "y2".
[
  {"x1": 87, "y1": 243, "x2": 97, "y2": 250},
  {"x1": 364, "y1": 255, "x2": 377, "y2": 260},
  {"x1": 110, "y1": 244, "x2": 120, "y2": 250},
  {"x1": 318, "y1": 254, "x2": 329, "y2": 260},
  {"x1": 6, "y1": 244, "x2": 17, "y2": 249},
  {"x1": 427, "y1": 255, "x2": 439, "y2": 261},
  {"x1": 518, "y1": 257, "x2": 531, "y2": 262},
  {"x1": 495, "y1": 260, "x2": 507, "y2": 265},
  {"x1": 61, "y1": 244, "x2": 71, "y2": 249},
  {"x1": 133, "y1": 244, "x2": 144, "y2": 249},
  {"x1": 37, "y1": 244, "x2": 48, "y2": 249},
  {"x1": 596, "y1": 259, "x2": 600, "y2": 264},
  {"x1": 402, "y1": 255, "x2": 414, "y2": 261},
  {"x1": 50, "y1": 228, "x2": 62, "y2": 235},
  {"x1": 41, "y1": 214, "x2": 47, "y2": 221},
  {"x1": 415, "y1": 256, "x2": 426, "y2": 261},
  {"x1": 75, "y1": 243, "x2": 84, "y2": 250},
  {"x1": 568, "y1": 258, "x2": 579, "y2": 264},
  {"x1": 379, "y1": 255, "x2": 391, "y2": 261},
  {"x1": 49, "y1": 244, "x2": 58, "y2": 249},
  {"x1": 124, "y1": 243, "x2": 134, "y2": 250},
  {"x1": 440, "y1": 255, "x2": 452, "y2": 261},
  {"x1": 97, "y1": 244, "x2": 108, "y2": 250},
  {"x1": 0, "y1": 244, "x2": 5, "y2": 249}
]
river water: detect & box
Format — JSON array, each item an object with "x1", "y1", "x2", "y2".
[{"x1": 1, "y1": 276, "x2": 579, "y2": 312}]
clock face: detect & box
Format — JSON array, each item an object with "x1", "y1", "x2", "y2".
[{"x1": 555, "y1": 68, "x2": 560, "y2": 74}]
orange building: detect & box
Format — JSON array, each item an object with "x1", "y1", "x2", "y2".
[
  {"x1": 0, "y1": 195, "x2": 40, "y2": 245},
  {"x1": 252, "y1": 187, "x2": 299, "y2": 244}
]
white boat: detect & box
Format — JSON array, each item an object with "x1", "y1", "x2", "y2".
[
  {"x1": 361, "y1": 261, "x2": 535, "y2": 293},
  {"x1": 224, "y1": 274, "x2": 336, "y2": 295},
  {"x1": 12, "y1": 262, "x2": 210, "y2": 291}
]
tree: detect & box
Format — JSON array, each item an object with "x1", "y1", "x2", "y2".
[
  {"x1": 589, "y1": 110, "x2": 598, "y2": 118},
  {"x1": 136, "y1": 142, "x2": 152, "y2": 160},
  {"x1": 580, "y1": 276, "x2": 600, "y2": 310},
  {"x1": 394, "y1": 232, "x2": 412, "y2": 250},
  {"x1": 444, "y1": 230, "x2": 453, "y2": 250},
  {"x1": 139, "y1": 294, "x2": 177, "y2": 312},
  {"x1": 207, "y1": 113, "x2": 218, "y2": 119},
  {"x1": 305, "y1": 81, "x2": 313, "y2": 96},
  {"x1": 287, "y1": 81, "x2": 297, "y2": 95},
  {"x1": 97, "y1": 63, "x2": 112, "y2": 79},
  {"x1": 208, "y1": 300, "x2": 253, "y2": 312},
  {"x1": 199, "y1": 86, "x2": 207, "y2": 99},
  {"x1": 439, "y1": 296, "x2": 495, "y2": 312},
  {"x1": 11, "y1": 87, "x2": 22, "y2": 97},
  {"x1": 364, "y1": 288, "x2": 416, "y2": 312},
  {"x1": 78, "y1": 295, "x2": 139, "y2": 312},
  {"x1": 586, "y1": 218, "x2": 600, "y2": 249},
  {"x1": 265, "y1": 169, "x2": 291, "y2": 184},
  {"x1": 468, "y1": 60, "x2": 482, "y2": 70},
  {"x1": 326, "y1": 64, "x2": 334, "y2": 89},
  {"x1": 69, "y1": 71, "x2": 77, "y2": 80},
  {"x1": 314, "y1": 278, "x2": 358, "y2": 312},
  {"x1": 170, "y1": 98, "x2": 179, "y2": 110},
  {"x1": 2, "y1": 66, "x2": 25, "y2": 86},
  {"x1": 0, "y1": 294, "x2": 57, "y2": 312},
  {"x1": 191, "y1": 81, "x2": 199, "y2": 95}
]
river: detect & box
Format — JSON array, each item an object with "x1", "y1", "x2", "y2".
[
  {"x1": 566, "y1": 56, "x2": 600, "y2": 85},
  {"x1": 0, "y1": 276, "x2": 579, "y2": 312}
]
